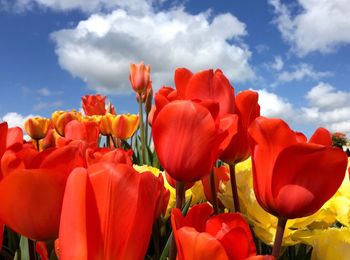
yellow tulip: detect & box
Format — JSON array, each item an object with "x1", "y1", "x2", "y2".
[
  {"x1": 24, "y1": 117, "x2": 51, "y2": 140},
  {"x1": 112, "y1": 114, "x2": 139, "y2": 140},
  {"x1": 51, "y1": 110, "x2": 82, "y2": 136},
  {"x1": 99, "y1": 113, "x2": 115, "y2": 136}
]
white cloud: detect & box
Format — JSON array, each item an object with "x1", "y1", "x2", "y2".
[
  {"x1": 1, "y1": 112, "x2": 40, "y2": 140},
  {"x1": 301, "y1": 82, "x2": 350, "y2": 136},
  {"x1": 33, "y1": 100, "x2": 63, "y2": 111},
  {"x1": 51, "y1": 5, "x2": 255, "y2": 94},
  {"x1": 269, "y1": 0, "x2": 350, "y2": 56},
  {"x1": 1, "y1": 0, "x2": 152, "y2": 14},
  {"x1": 276, "y1": 63, "x2": 331, "y2": 83},
  {"x1": 270, "y1": 56, "x2": 283, "y2": 71},
  {"x1": 256, "y1": 88, "x2": 295, "y2": 120}
]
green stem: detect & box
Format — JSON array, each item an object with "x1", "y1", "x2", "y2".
[
  {"x1": 209, "y1": 169, "x2": 219, "y2": 214},
  {"x1": 152, "y1": 221, "x2": 160, "y2": 260},
  {"x1": 272, "y1": 217, "x2": 287, "y2": 258},
  {"x1": 169, "y1": 181, "x2": 185, "y2": 260},
  {"x1": 229, "y1": 164, "x2": 240, "y2": 212},
  {"x1": 106, "y1": 135, "x2": 110, "y2": 148},
  {"x1": 35, "y1": 139, "x2": 40, "y2": 151},
  {"x1": 110, "y1": 135, "x2": 118, "y2": 148},
  {"x1": 138, "y1": 95, "x2": 147, "y2": 164},
  {"x1": 28, "y1": 239, "x2": 36, "y2": 260}
]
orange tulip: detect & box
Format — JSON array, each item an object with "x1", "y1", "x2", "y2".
[
  {"x1": 153, "y1": 100, "x2": 237, "y2": 182},
  {"x1": 59, "y1": 162, "x2": 169, "y2": 259},
  {"x1": 171, "y1": 203, "x2": 256, "y2": 260},
  {"x1": 81, "y1": 94, "x2": 106, "y2": 116},
  {"x1": 248, "y1": 117, "x2": 347, "y2": 219},
  {"x1": 52, "y1": 110, "x2": 82, "y2": 136},
  {"x1": 99, "y1": 113, "x2": 115, "y2": 136},
  {"x1": 111, "y1": 114, "x2": 139, "y2": 140},
  {"x1": 220, "y1": 90, "x2": 260, "y2": 164},
  {"x1": 0, "y1": 143, "x2": 86, "y2": 240},
  {"x1": 24, "y1": 117, "x2": 51, "y2": 140},
  {"x1": 129, "y1": 62, "x2": 151, "y2": 93}
]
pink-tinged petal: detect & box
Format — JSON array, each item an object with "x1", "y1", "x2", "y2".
[
  {"x1": 185, "y1": 69, "x2": 235, "y2": 116},
  {"x1": 176, "y1": 227, "x2": 229, "y2": 260},
  {"x1": 272, "y1": 143, "x2": 347, "y2": 218},
  {"x1": 153, "y1": 100, "x2": 220, "y2": 182},
  {"x1": 309, "y1": 127, "x2": 332, "y2": 146},
  {"x1": 248, "y1": 117, "x2": 298, "y2": 212},
  {"x1": 205, "y1": 213, "x2": 256, "y2": 259},
  {"x1": 0, "y1": 168, "x2": 68, "y2": 240},
  {"x1": 174, "y1": 68, "x2": 193, "y2": 98}
]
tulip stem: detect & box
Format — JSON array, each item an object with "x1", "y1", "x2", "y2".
[
  {"x1": 272, "y1": 217, "x2": 287, "y2": 258},
  {"x1": 209, "y1": 169, "x2": 219, "y2": 214},
  {"x1": 138, "y1": 94, "x2": 147, "y2": 164},
  {"x1": 229, "y1": 164, "x2": 240, "y2": 212},
  {"x1": 169, "y1": 181, "x2": 186, "y2": 260},
  {"x1": 35, "y1": 139, "x2": 40, "y2": 151}
]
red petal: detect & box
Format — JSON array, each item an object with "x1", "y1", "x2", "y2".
[
  {"x1": 272, "y1": 143, "x2": 347, "y2": 218},
  {"x1": 309, "y1": 127, "x2": 332, "y2": 146},
  {"x1": 174, "y1": 68, "x2": 193, "y2": 98},
  {"x1": 176, "y1": 227, "x2": 229, "y2": 260}
]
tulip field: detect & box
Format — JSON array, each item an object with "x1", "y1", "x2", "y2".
[{"x1": 0, "y1": 63, "x2": 349, "y2": 260}]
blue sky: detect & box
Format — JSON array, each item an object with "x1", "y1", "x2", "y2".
[{"x1": 0, "y1": 0, "x2": 349, "y2": 137}]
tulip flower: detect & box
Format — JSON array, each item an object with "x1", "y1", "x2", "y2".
[
  {"x1": 81, "y1": 94, "x2": 106, "y2": 116},
  {"x1": 129, "y1": 62, "x2": 151, "y2": 94},
  {"x1": 201, "y1": 166, "x2": 229, "y2": 206},
  {"x1": 59, "y1": 162, "x2": 169, "y2": 259},
  {"x1": 153, "y1": 100, "x2": 237, "y2": 183},
  {"x1": 52, "y1": 110, "x2": 82, "y2": 136},
  {"x1": 111, "y1": 114, "x2": 139, "y2": 140},
  {"x1": 171, "y1": 203, "x2": 256, "y2": 260},
  {"x1": 220, "y1": 90, "x2": 260, "y2": 164},
  {"x1": 99, "y1": 113, "x2": 115, "y2": 136},
  {"x1": 24, "y1": 117, "x2": 51, "y2": 141},
  {"x1": 86, "y1": 147, "x2": 133, "y2": 166},
  {"x1": 174, "y1": 68, "x2": 235, "y2": 116},
  {"x1": 0, "y1": 143, "x2": 86, "y2": 240},
  {"x1": 64, "y1": 120, "x2": 99, "y2": 146},
  {"x1": 248, "y1": 116, "x2": 347, "y2": 257}
]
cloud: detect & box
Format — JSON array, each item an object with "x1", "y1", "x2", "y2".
[
  {"x1": 269, "y1": 0, "x2": 350, "y2": 56},
  {"x1": 276, "y1": 63, "x2": 331, "y2": 84},
  {"x1": 51, "y1": 5, "x2": 255, "y2": 94},
  {"x1": 301, "y1": 82, "x2": 350, "y2": 136},
  {"x1": 33, "y1": 100, "x2": 63, "y2": 111},
  {"x1": 37, "y1": 87, "x2": 52, "y2": 96},
  {"x1": 270, "y1": 56, "x2": 283, "y2": 71},
  {"x1": 255, "y1": 88, "x2": 295, "y2": 120},
  {"x1": 1, "y1": 112, "x2": 40, "y2": 140},
  {"x1": 1, "y1": 0, "x2": 152, "y2": 13}
]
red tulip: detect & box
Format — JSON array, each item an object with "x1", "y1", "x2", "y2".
[
  {"x1": 152, "y1": 100, "x2": 237, "y2": 182},
  {"x1": 85, "y1": 147, "x2": 133, "y2": 166},
  {"x1": 171, "y1": 203, "x2": 256, "y2": 260},
  {"x1": 81, "y1": 94, "x2": 106, "y2": 116},
  {"x1": 248, "y1": 117, "x2": 348, "y2": 219},
  {"x1": 64, "y1": 120, "x2": 99, "y2": 147},
  {"x1": 201, "y1": 166, "x2": 229, "y2": 205},
  {"x1": 175, "y1": 68, "x2": 235, "y2": 116},
  {"x1": 59, "y1": 162, "x2": 169, "y2": 259},
  {"x1": 0, "y1": 143, "x2": 86, "y2": 240},
  {"x1": 220, "y1": 90, "x2": 260, "y2": 164}
]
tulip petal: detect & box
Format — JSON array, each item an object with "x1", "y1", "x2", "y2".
[
  {"x1": 309, "y1": 127, "x2": 332, "y2": 146},
  {"x1": 0, "y1": 168, "x2": 67, "y2": 240},
  {"x1": 7, "y1": 127, "x2": 23, "y2": 149},
  {"x1": 248, "y1": 117, "x2": 298, "y2": 211},
  {"x1": 272, "y1": 143, "x2": 347, "y2": 218},
  {"x1": 174, "y1": 68, "x2": 193, "y2": 98},
  {"x1": 153, "y1": 100, "x2": 220, "y2": 182},
  {"x1": 176, "y1": 227, "x2": 229, "y2": 260},
  {"x1": 0, "y1": 122, "x2": 7, "y2": 157}
]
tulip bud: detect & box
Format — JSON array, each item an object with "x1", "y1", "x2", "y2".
[
  {"x1": 129, "y1": 62, "x2": 150, "y2": 94},
  {"x1": 99, "y1": 113, "x2": 115, "y2": 136},
  {"x1": 24, "y1": 117, "x2": 51, "y2": 140},
  {"x1": 111, "y1": 114, "x2": 139, "y2": 140},
  {"x1": 106, "y1": 101, "x2": 116, "y2": 115}
]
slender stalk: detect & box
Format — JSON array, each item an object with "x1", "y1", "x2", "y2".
[
  {"x1": 145, "y1": 112, "x2": 149, "y2": 147},
  {"x1": 35, "y1": 139, "x2": 40, "y2": 151},
  {"x1": 28, "y1": 239, "x2": 36, "y2": 260},
  {"x1": 272, "y1": 217, "x2": 287, "y2": 258},
  {"x1": 138, "y1": 94, "x2": 147, "y2": 164},
  {"x1": 106, "y1": 135, "x2": 110, "y2": 148},
  {"x1": 209, "y1": 169, "x2": 219, "y2": 214},
  {"x1": 229, "y1": 164, "x2": 240, "y2": 212},
  {"x1": 169, "y1": 182, "x2": 186, "y2": 260},
  {"x1": 152, "y1": 221, "x2": 160, "y2": 260},
  {"x1": 110, "y1": 135, "x2": 118, "y2": 148}
]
